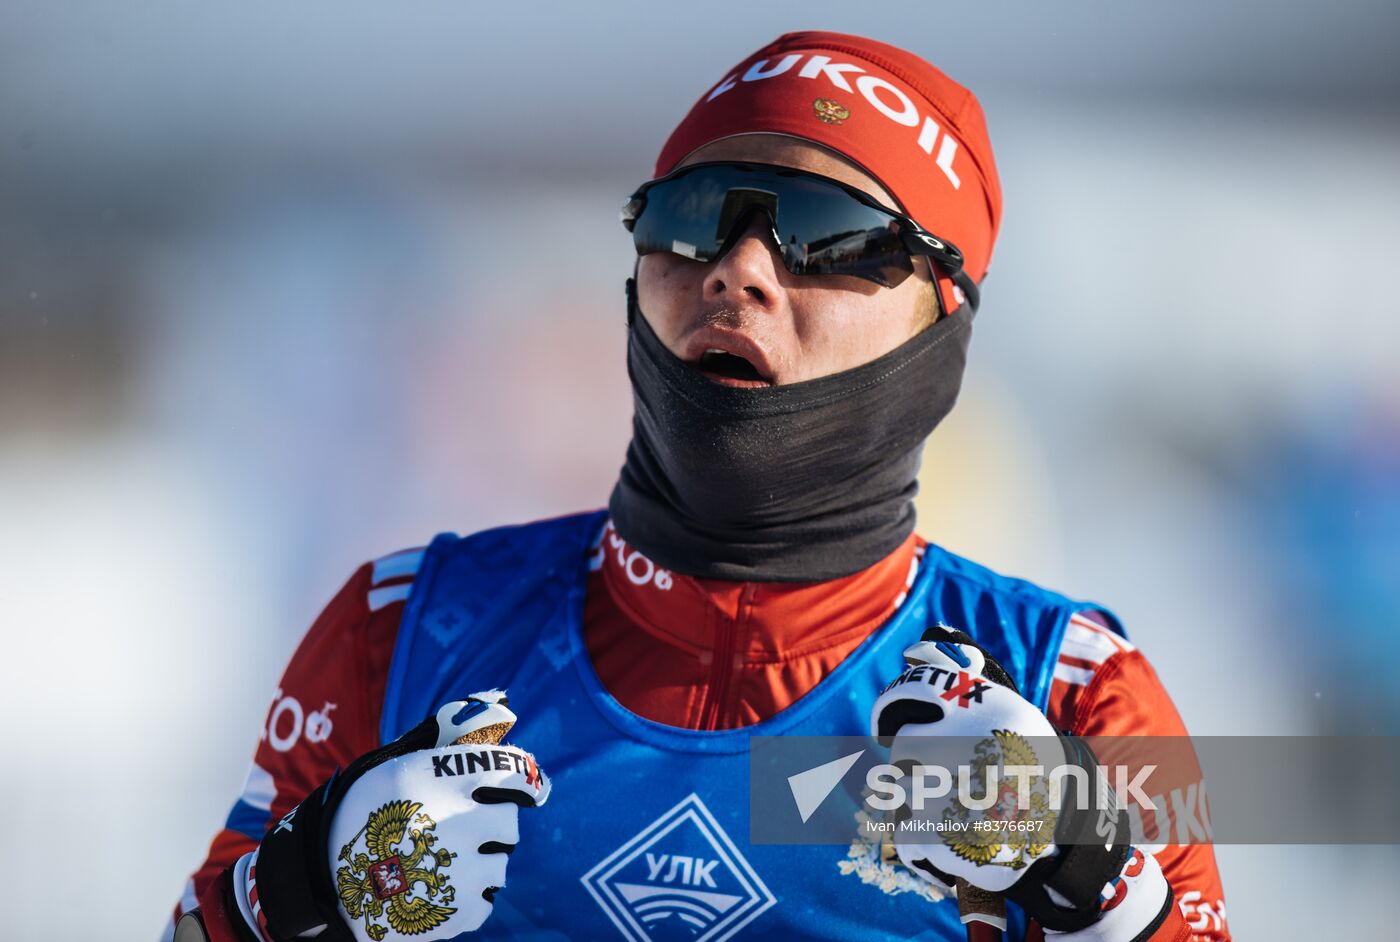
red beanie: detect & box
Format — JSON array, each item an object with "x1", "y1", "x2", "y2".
[{"x1": 656, "y1": 31, "x2": 1002, "y2": 311}]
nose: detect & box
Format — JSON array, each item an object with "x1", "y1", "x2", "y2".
[{"x1": 705, "y1": 214, "x2": 785, "y2": 309}]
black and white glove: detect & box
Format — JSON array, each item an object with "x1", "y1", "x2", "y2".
[
  {"x1": 870, "y1": 627, "x2": 1173, "y2": 938},
  {"x1": 224, "y1": 691, "x2": 549, "y2": 942}
]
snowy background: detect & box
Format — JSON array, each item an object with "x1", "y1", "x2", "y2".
[{"x1": 2, "y1": 1, "x2": 1397, "y2": 937}]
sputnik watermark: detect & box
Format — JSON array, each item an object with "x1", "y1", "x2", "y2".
[
  {"x1": 757, "y1": 735, "x2": 1400, "y2": 846},
  {"x1": 864, "y1": 762, "x2": 1158, "y2": 813},
  {"x1": 781, "y1": 743, "x2": 1158, "y2": 832}
]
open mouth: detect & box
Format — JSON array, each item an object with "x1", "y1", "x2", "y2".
[{"x1": 696, "y1": 349, "x2": 772, "y2": 387}]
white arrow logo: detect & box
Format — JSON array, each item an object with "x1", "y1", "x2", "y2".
[{"x1": 787, "y1": 750, "x2": 865, "y2": 824}]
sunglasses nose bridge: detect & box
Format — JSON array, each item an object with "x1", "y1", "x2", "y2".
[
  {"x1": 718, "y1": 201, "x2": 777, "y2": 244},
  {"x1": 705, "y1": 209, "x2": 791, "y2": 304},
  {"x1": 713, "y1": 204, "x2": 789, "y2": 269}
]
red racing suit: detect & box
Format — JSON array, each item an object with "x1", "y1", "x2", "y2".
[{"x1": 170, "y1": 518, "x2": 1230, "y2": 941}]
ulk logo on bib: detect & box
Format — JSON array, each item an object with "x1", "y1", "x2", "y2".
[{"x1": 581, "y1": 794, "x2": 776, "y2": 941}]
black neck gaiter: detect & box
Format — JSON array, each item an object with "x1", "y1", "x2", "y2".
[{"x1": 608, "y1": 281, "x2": 975, "y2": 582}]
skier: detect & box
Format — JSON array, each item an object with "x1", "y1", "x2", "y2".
[{"x1": 169, "y1": 31, "x2": 1229, "y2": 942}]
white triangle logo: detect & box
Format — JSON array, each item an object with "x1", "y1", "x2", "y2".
[{"x1": 787, "y1": 749, "x2": 864, "y2": 824}]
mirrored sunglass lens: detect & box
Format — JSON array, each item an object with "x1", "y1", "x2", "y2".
[
  {"x1": 787, "y1": 229, "x2": 914, "y2": 287},
  {"x1": 772, "y1": 175, "x2": 914, "y2": 286},
  {"x1": 631, "y1": 171, "x2": 740, "y2": 262}
]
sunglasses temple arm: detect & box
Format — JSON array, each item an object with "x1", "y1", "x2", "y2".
[
  {"x1": 903, "y1": 230, "x2": 980, "y2": 314},
  {"x1": 950, "y1": 269, "x2": 980, "y2": 314},
  {"x1": 926, "y1": 257, "x2": 980, "y2": 315}
]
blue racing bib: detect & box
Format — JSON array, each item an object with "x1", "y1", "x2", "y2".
[{"x1": 381, "y1": 511, "x2": 1123, "y2": 942}]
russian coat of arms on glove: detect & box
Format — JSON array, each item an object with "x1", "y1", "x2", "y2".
[
  {"x1": 336, "y1": 799, "x2": 457, "y2": 939},
  {"x1": 940, "y1": 730, "x2": 1056, "y2": 870}
]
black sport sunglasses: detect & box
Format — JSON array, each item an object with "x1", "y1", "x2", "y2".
[{"x1": 621, "y1": 161, "x2": 978, "y2": 311}]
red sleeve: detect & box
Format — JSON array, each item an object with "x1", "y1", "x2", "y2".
[
  {"x1": 166, "y1": 549, "x2": 418, "y2": 940},
  {"x1": 1043, "y1": 613, "x2": 1231, "y2": 942}
]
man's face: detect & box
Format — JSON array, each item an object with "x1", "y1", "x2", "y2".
[{"x1": 636, "y1": 134, "x2": 937, "y2": 387}]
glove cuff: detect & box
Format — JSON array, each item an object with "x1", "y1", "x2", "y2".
[
  {"x1": 1004, "y1": 734, "x2": 1131, "y2": 933},
  {"x1": 253, "y1": 711, "x2": 444, "y2": 941},
  {"x1": 252, "y1": 780, "x2": 354, "y2": 942},
  {"x1": 1043, "y1": 848, "x2": 1176, "y2": 941}
]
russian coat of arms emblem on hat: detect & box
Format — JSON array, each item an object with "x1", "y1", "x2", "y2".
[{"x1": 812, "y1": 98, "x2": 850, "y2": 125}]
